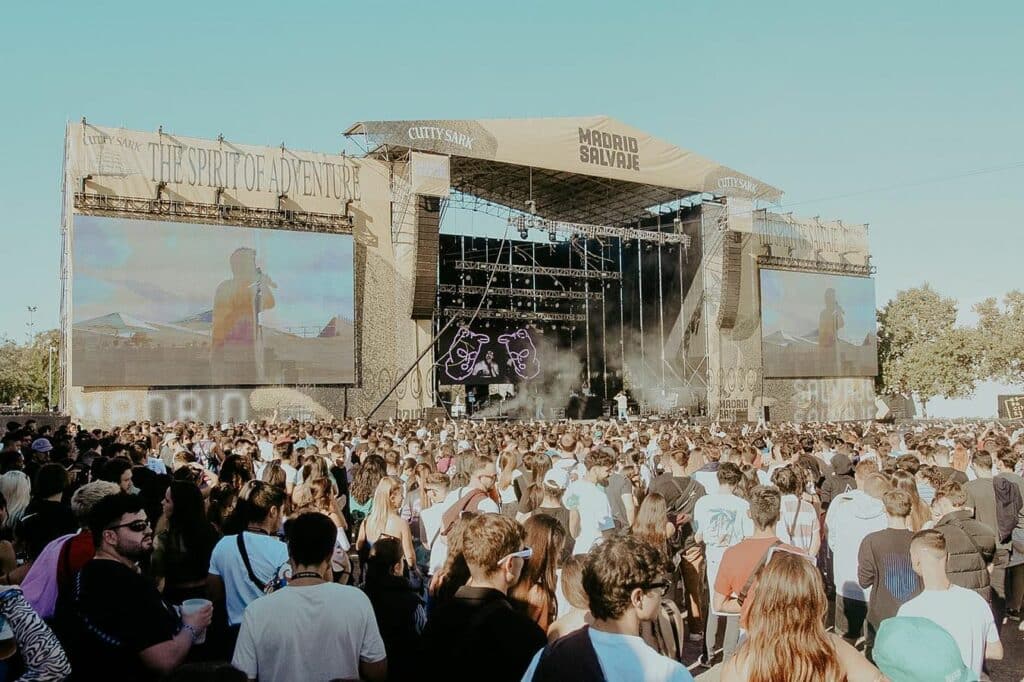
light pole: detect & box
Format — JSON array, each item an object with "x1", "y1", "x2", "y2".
[
  {"x1": 26, "y1": 305, "x2": 37, "y2": 343},
  {"x1": 48, "y1": 346, "x2": 55, "y2": 411}
]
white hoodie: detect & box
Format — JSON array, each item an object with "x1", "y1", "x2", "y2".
[{"x1": 825, "y1": 489, "x2": 887, "y2": 600}]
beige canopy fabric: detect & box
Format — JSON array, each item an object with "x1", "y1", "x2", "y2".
[{"x1": 345, "y1": 116, "x2": 782, "y2": 205}]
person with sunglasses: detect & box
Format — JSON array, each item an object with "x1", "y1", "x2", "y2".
[
  {"x1": 524, "y1": 535, "x2": 693, "y2": 681},
  {"x1": 55, "y1": 493, "x2": 213, "y2": 682},
  {"x1": 419, "y1": 514, "x2": 546, "y2": 682}
]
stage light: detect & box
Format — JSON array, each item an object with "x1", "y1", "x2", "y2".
[
  {"x1": 519, "y1": 228, "x2": 529, "y2": 239},
  {"x1": 549, "y1": 230, "x2": 557, "y2": 242}
]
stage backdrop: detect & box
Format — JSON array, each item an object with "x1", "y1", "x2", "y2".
[
  {"x1": 760, "y1": 269, "x2": 877, "y2": 379},
  {"x1": 72, "y1": 215, "x2": 354, "y2": 386},
  {"x1": 437, "y1": 323, "x2": 542, "y2": 385}
]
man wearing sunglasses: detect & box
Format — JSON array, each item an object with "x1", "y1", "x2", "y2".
[
  {"x1": 524, "y1": 535, "x2": 693, "y2": 681},
  {"x1": 419, "y1": 514, "x2": 546, "y2": 681},
  {"x1": 55, "y1": 493, "x2": 213, "y2": 682}
]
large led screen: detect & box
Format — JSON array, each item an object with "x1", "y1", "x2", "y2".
[
  {"x1": 72, "y1": 215, "x2": 354, "y2": 386},
  {"x1": 760, "y1": 269, "x2": 878, "y2": 378},
  {"x1": 437, "y1": 323, "x2": 542, "y2": 385}
]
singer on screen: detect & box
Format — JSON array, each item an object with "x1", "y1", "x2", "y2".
[
  {"x1": 817, "y1": 287, "x2": 844, "y2": 374},
  {"x1": 211, "y1": 247, "x2": 276, "y2": 382}
]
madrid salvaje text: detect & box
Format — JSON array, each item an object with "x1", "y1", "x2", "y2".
[{"x1": 578, "y1": 128, "x2": 640, "y2": 171}]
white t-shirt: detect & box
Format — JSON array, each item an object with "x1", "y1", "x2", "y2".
[
  {"x1": 421, "y1": 503, "x2": 446, "y2": 574},
  {"x1": 233, "y1": 583, "x2": 386, "y2": 682},
  {"x1": 693, "y1": 470, "x2": 719, "y2": 496},
  {"x1": 209, "y1": 531, "x2": 290, "y2": 625},
  {"x1": 898, "y1": 585, "x2": 999, "y2": 677},
  {"x1": 522, "y1": 627, "x2": 693, "y2": 681},
  {"x1": 280, "y1": 462, "x2": 301, "y2": 486},
  {"x1": 693, "y1": 493, "x2": 752, "y2": 588},
  {"x1": 564, "y1": 479, "x2": 614, "y2": 555},
  {"x1": 429, "y1": 486, "x2": 500, "y2": 574},
  {"x1": 615, "y1": 395, "x2": 628, "y2": 409}
]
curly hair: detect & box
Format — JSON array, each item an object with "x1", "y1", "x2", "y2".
[
  {"x1": 350, "y1": 455, "x2": 386, "y2": 505},
  {"x1": 583, "y1": 535, "x2": 664, "y2": 621}
]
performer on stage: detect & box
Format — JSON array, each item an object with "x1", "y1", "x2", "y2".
[
  {"x1": 211, "y1": 247, "x2": 276, "y2": 383},
  {"x1": 471, "y1": 350, "x2": 500, "y2": 378},
  {"x1": 614, "y1": 390, "x2": 629, "y2": 421}
]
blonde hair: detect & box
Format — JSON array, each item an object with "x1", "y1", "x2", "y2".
[
  {"x1": 364, "y1": 476, "x2": 403, "y2": 537},
  {"x1": 736, "y1": 552, "x2": 844, "y2": 682},
  {"x1": 630, "y1": 492, "x2": 670, "y2": 559}
]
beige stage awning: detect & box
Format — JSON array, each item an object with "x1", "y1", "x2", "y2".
[{"x1": 345, "y1": 116, "x2": 782, "y2": 220}]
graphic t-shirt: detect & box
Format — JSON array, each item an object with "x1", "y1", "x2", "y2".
[
  {"x1": 564, "y1": 480, "x2": 614, "y2": 555},
  {"x1": 693, "y1": 493, "x2": 752, "y2": 590},
  {"x1": 857, "y1": 528, "x2": 920, "y2": 627}
]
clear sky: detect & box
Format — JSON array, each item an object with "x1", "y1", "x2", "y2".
[{"x1": 2, "y1": 1, "x2": 1021, "y2": 416}]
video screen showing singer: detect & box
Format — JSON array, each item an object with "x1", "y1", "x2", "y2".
[{"x1": 211, "y1": 247, "x2": 276, "y2": 383}]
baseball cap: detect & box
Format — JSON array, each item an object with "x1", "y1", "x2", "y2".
[
  {"x1": 872, "y1": 616, "x2": 972, "y2": 682},
  {"x1": 543, "y1": 468, "x2": 570, "y2": 490},
  {"x1": 30, "y1": 438, "x2": 53, "y2": 453}
]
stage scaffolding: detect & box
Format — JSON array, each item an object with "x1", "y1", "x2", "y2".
[{"x1": 436, "y1": 192, "x2": 707, "y2": 416}]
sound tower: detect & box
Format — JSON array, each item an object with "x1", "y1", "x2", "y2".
[
  {"x1": 716, "y1": 231, "x2": 743, "y2": 329},
  {"x1": 411, "y1": 195, "x2": 440, "y2": 319}
]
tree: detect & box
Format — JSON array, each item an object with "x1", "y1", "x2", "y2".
[
  {"x1": 974, "y1": 290, "x2": 1024, "y2": 387},
  {"x1": 877, "y1": 285, "x2": 978, "y2": 416},
  {"x1": 0, "y1": 330, "x2": 61, "y2": 409},
  {"x1": 883, "y1": 327, "x2": 980, "y2": 417}
]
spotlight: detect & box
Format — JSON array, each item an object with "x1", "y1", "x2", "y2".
[
  {"x1": 519, "y1": 228, "x2": 529, "y2": 240},
  {"x1": 549, "y1": 230, "x2": 557, "y2": 242}
]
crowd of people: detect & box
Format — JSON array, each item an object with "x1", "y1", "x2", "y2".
[{"x1": 0, "y1": 414, "x2": 1019, "y2": 681}]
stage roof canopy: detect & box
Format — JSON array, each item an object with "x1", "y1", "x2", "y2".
[{"x1": 345, "y1": 116, "x2": 782, "y2": 225}]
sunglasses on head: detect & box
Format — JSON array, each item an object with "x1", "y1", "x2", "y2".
[
  {"x1": 107, "y1": 520, "x2": 150, "y2": 533},
  {"x1": 497, "y1": 547, "x2": 533, "y2": 566}
]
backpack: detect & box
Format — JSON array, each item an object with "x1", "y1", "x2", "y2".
[
  {"x1": 665, "y1": 478, "x2": 700, "y2": 524},
  {"x1": 639, "y1": 599, "x2": 687, "y2": 662},
  {"x1": 440, "y1": 488, "x2": 489, "y2": 537}
]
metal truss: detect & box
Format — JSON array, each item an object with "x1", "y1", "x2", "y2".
[
  {"x1": 756, "y1": 255, "x2": 874, "y2": 277},
  {"x1": 438, "y1": 284, "x2": 603, "y2": 301},
  {"x1": 441, "y1": 307, "x2": 586, "y2": 322},
  {"x1": 444, "y1": 191, "x2": 691, "y2": 247},
  {"x1": 73, "y1": 193, "x2": 353, "y2": 234},
  {"x1": 454, "y1": 260, "x2": 621, "y2": 281},
  {"x1": 507, "y1": 214, "x2": 691, "y2": 247}
]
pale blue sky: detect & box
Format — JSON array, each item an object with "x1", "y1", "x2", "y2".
[{"x1": 2, "y1": 1, "x2": 1021, "y2": 415}]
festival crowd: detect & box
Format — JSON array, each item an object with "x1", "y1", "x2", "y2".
[{"x1": 0, "y1": 414, "x2": 1019, "y2": 681}]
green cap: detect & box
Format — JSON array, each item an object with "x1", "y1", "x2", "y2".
[{"x1": 872, "y1": 616, "x2": 974, "y2": 682}]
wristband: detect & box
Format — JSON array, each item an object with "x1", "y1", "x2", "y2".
[{"x1": 182, "y1": 623, "x2": 200, "y2": 644}]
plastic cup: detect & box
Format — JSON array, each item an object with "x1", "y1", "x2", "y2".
[{"x1": 181, "y1": 598, "x2": 212, "y2": 644}]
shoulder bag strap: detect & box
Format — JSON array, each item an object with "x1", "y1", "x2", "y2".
[
  {"x1": 950, "y1": 519, "x2": 985, "y2": 558},
  {"x1": 785, "y1": 498, "x2": 803, "y2": 539},
  {"x1": 236, "y1": 533, "x2": 266, "y2": 591},
  {"x1": 737, "y1": 540, "x2": 781, "y2": 606}
]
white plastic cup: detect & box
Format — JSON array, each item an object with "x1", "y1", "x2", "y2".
[{"x1": 181, "y1": 598, "x2": 212, "y2": 644}]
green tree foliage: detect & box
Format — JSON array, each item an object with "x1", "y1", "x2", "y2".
[
  {"x1": 974, "y1": 290, "x2": 1024, "y2": 388},
  {"x1": 877, "y1": 285, "x2": 978, "y2": 416},
  {"x1": 0, "y1": 330, "x2": 61, "y2": 409}
]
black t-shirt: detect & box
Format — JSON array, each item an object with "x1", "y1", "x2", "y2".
[
  {"x1": 419, "y1": 586, "x2": 545, "y2": 682},
  {"x1": 605, "y1": 472, "x2": 633, "y2": 530},
  {"x1": 55, "y1": 559, "x2": 179, "y2": 682},
  {"x1": 20, "y1": 499, "x2": 77, "y2": 559},
  {"x1": 649, "y1": 474, "x2": 706, "y2": 550}
]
